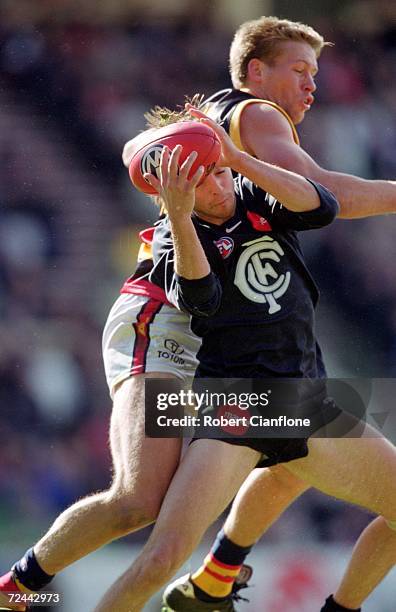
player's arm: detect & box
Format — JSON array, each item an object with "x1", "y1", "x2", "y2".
[
  {"x1": 145, "y1": 146, "x2": 221, "y2": 317},
  {"x1": 240, "y1": 103, "x2": 396, "y2": 219},
  {"x1": 231, "y1": 150, "x2": 322, "y2": 212},
  {"x1": 187, "y1": 105, "x2": 322, "y2": 213}
]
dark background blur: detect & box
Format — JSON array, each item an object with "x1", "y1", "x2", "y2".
[{"x1": 0, "y1": 1, "x2": 395, "y2": 610}]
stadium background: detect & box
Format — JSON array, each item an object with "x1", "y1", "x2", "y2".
[{"x1": 0, "y1": 0, "x2": 395, "y2": 609}]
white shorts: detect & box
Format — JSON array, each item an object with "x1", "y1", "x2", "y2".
[{"x1": 102, "y1": 293, "x2": 201, "y2": 398}]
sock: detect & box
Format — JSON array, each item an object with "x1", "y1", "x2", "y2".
[
  {"x1": 191, "y1": 529, "x2": 252, "y2": 600},
  {"x1": 11, "y1": 548, "x2": 55, "y2": 592},
  {"x1": 321, "y1": 594, "x2": 361, "y2": 612},
  {"x1": 0, "y1": 570, "x2": 29, "y2": 593}
]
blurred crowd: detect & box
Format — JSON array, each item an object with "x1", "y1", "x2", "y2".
[{"x1": 0, "y1": 1, "x2": 395, "y2": 554}]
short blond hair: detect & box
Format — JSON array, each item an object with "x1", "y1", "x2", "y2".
[
  {"x1": 123, "y1": 94, "x2": 204, "y2": 208},
  {"x1": 122, "y1": 94, "x2": 204, "y2": 168},
  {"x1": 230, "y1": 16, "x2": 331, "y2": 89}
]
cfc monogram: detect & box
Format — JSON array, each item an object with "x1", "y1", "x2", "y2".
[{"x1": 234, "y1": 236, "x2": 291, "y2": 313}]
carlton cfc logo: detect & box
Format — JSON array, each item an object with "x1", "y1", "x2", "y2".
[
  {"x1": 141, "y1": 144, "x2": 164, "y2": 181},
  {"x1": 214, "y1": 237, "x2": 234, "y2": 259},
  {"x1": 234, "y1": 235, "x2": 290, "y2": 314}
]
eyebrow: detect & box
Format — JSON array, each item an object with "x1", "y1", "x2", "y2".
[{"x1": 294, "y1": 59, "x2": 318, "y2": 75}]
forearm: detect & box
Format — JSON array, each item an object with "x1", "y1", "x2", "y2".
[
  {"x1": 168, "y1": 215, "x2": 210, "y2": 279},
  {"x1": 313, "y1": 169, "x2": 396, "y2": 219},
  {"x1": 168, "y1": 215, "x2": 221, "y2": 317},
  {"x1": 232, "y1": 151, "x2": 320, "y2": 212},
  {"x1": 240, "y1": 105, "x2": 396, "y2": 219}
]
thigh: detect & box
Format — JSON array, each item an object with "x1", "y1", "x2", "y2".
[
  {"x1": 110, "y1": 373, "x2": 182, "y2": 503},
  {"x1": 284, "y1": 431, "x2": 396, "y2": 519},
  {"x1": 102, "y1": 293, "x2": 200, "y2": 398},
  {"x1": 103, "y1": 293, "x2": 200, "y2": 502},
  {"x1": 149, "y1": 440, "x2": 261, "y2": 552}
]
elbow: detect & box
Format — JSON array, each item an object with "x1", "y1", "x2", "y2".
[
  {"x1": 179, "y1": 288, "x2": 222, "y2": 318},
  {"x1": 176, "y1": 273, "x2": 222, "y2": 318},
  {"x1": 197, "y1": 291, "x2": 222, "y2": 318},
  {"x1": 320, "y1": 198, "x2": 339, "y2": 226},
  {"x1": 307, "y1": 180, "x2": 340, "y2": 226}
]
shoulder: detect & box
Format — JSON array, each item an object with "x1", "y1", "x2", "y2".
[
  {"x1": 241, "y1": 102, "x2": 296, "y2": 141},
  {"x1": 238, "y1": 101, "x2": 308, "y2": 170}
]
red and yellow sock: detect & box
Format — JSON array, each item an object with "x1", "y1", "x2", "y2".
[
  {"x1": 191, "y1": 529, "x2": 253, "y2": 599},
  {"x1": 192, "y1": 552, "x2": 242, "y2": 598}
]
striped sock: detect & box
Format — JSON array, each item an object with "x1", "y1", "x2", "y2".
[
  {"x1": 192, "y1": 529, "x2": 252, "y2": 599},
  {"x1": 321, "y1": 595, "x2": 361, "y2": 611},
  {"x1": 12, "y1": 548, "x2": 54, "y2": 591}
]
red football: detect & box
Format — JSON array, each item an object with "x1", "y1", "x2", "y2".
[{"x1": 128, "y1": 121, "x2": 221, "y2": 194}]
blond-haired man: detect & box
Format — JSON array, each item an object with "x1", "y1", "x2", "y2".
[{"x1": 161, "y1": 16, "x2": 396, "y2": 612}]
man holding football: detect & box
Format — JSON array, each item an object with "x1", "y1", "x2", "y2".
[{"x1": 1, "y1": 15, "x2": 396, "y2": 612}]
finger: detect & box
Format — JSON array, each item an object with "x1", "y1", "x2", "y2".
[
  {"x1": 199, "y1": 116, "x2": 221, "y2": 135},
  {"x1": 159, "y1": 146, "x2": 170, "y2": 186},
  {"x1": 168, "y1": 144, "x2": 182, "y2": 180},
  {"x1": 178, "y1": 150, "x2": 198, "y2": 181},
  {"x1": 189, "y1": 165, "x2": 205, "y2": 189},
  {"x1": 185, "y1": 104, "x2": 207, "y2": 120},
  {"x1": 143, "y1": 172, "x2": 161, "y2": 193},
  {"x1": 199, "y1": 119, "x2": 227, "y2": 153}
]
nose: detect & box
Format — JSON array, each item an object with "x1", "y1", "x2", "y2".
[{"x1": 305, "y1": 73, "x2": 316, "y2": 93}]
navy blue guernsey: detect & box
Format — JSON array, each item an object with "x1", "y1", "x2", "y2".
[
  {"x1": 203, "y1": 88, "x2": 301, "y2": 150},
  {"x1": 204, "y1": 88, "x2": 259, "y2": 134},
  {"x1": 150, "y1": 177, "x2": 338, "y2": 379}
]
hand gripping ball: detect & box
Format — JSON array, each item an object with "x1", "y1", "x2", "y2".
[{"x1": 128, "y1": 121, "x2": 221, "y2": 194}]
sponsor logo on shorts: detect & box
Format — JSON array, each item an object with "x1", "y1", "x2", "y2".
[
  {"x1": 158, "y1": 339, "x2": 185, "y2": 364},
  {"x1": 164, "y1": 339, "x2": 184, "y2": 354},
  {"x1": 216, "y1": 404, "x2": 251, "y2": 436}
]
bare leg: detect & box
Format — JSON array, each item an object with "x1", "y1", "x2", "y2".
[
  {"x1": 35, "y1": 374, "x2": 182, "y2": 572},
  {"x1": 0, "y1": 374, "x2": 182, "y2": 611},
  {"x1": 284, "y1": 431, "x2": 396, "y2": 608},
  {"x1": 223, "y1": 466, "x2": 309, "y2": 546},
  {"x1": 94, "y1": 440, "x2": 260, "y2": 612},
  {"x1": 333, "y1": 516, "x2": 396, "y2": 609}
]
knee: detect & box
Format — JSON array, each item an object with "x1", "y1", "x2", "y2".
[
  {"x1": 141, "y1": 536, "x2": 191, "y2": 582},
  {"x1": 270, "y1": 465, "x2": 309, "y2": 496},
  {"x1": 104, "y1": 488, "x2": 161, "y2": 536}
]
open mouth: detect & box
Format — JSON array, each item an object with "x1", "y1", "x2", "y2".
[{"x1": 303, "y1": 95, "x2": 314, "y2": 110}]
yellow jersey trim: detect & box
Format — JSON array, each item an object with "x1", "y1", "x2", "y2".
[
  {"x1": 229, "y1": 98, "x2": 300, "y2": 152},
  {"x1": 138, "y1": 242, "x2": 153, "y2": 261}
]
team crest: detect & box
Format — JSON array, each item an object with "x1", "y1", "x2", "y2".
[
  {"x1": 141, "y1": 145, "x2": 164, "y2": 181},
  {"x1": 234, "y1": 236, "x2": 290, "y2": 314},
  {"x1": 214, "y1": 237, "x2": 234, "y2": 259}
]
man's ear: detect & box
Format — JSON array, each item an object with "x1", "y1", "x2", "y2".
[{"x1": 246, "y1": 58, "x2": 267, "y2": 84}]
